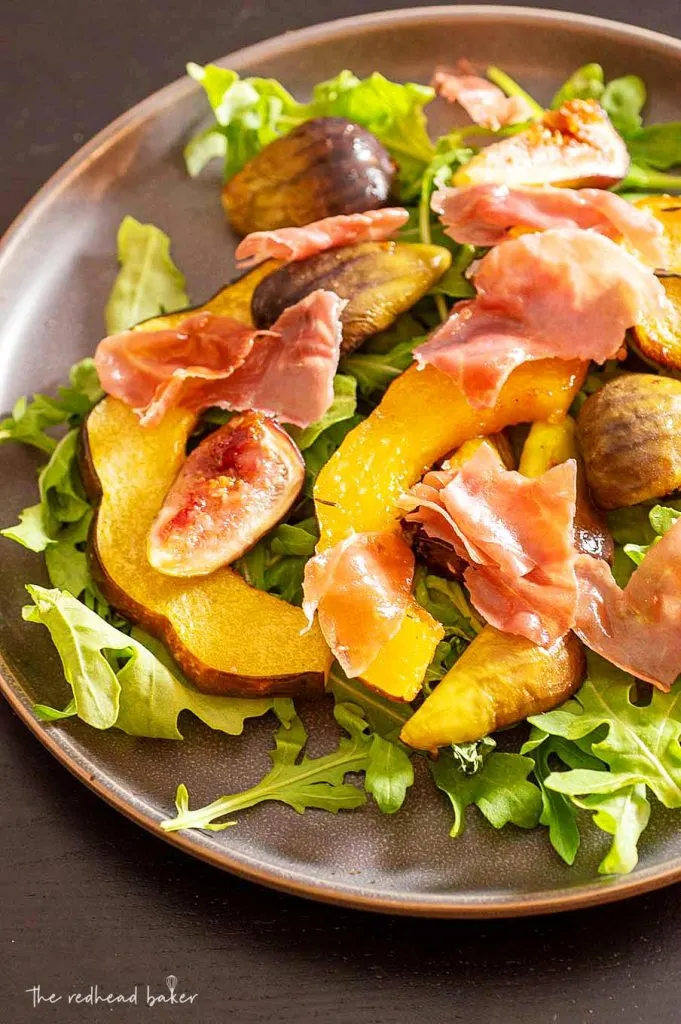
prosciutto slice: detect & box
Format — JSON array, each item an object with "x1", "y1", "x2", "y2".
[
  {"x1": 95, "y1": 290, "x2": 345, "y2": 429},
  {"x1": 415, "y1": 229, "x2": 668, "y2": 408},
  {"x1": 432, "y1": 65, "x2": 534, "y2": 130},
  {"x1": 432, "y1": 184, "x2": 667, "y2": 266},
  {"x1": 575, "y1": 521, "x2": 681, "y2": 690},
  {"x1": 234, "y1": 208, "x2": 409, "y2": 269},
  {"x1": 302, "y1": 532, "x2": 415, "y2": 678},
  {"x1": 401, "y1": 445, "x2": 578, "y2": 647},
  {"x1": 95, "y1": 313, "x2": 259, "y2": 426}
]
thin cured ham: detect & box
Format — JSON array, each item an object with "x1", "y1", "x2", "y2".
[
  {"x1": 302, "y1": 532, "x2": 415, "y2": 678},
  {"x1": 401, "y1": 445, "x2": 577, "y2": 647},
  {"x1": 234, "y1": 208, "x2": 409, "y2": 269},
  {"x1": 432, "y1": 65, "x2": 534, "y2": 130},
  {"x1": 574, "y1": 521, "x2": 681, "y2": 690},
  {"x1": 95, "y1": 290, "x2": 345, "y2": 429},
  {"x1": 95, "y1": 313, "x2": 258, "y2": 423},
  {"x1": 415, "y1": 229, "x2": 668, "y2": 408},
  {"x1": 432, "y1": 184, "x2": 667, "y2": 266}
]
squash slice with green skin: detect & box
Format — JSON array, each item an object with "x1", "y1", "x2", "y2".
[
  {"x1": 314, "y1": 359, "x2": 586, "y2": 702},
  {"x1": 82, "y1": 263, "x2": 331, "y2": 697}
]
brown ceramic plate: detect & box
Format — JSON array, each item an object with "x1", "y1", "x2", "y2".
[{"x1": 2, "y1": 6, "x2": 681, "y2": 917}]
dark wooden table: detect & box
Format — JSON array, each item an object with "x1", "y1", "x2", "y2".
[{"x1": 2, "y1": 2, "x2": 681, "y2": 1021}]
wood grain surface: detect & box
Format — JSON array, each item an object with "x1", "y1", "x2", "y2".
[{"x1": 2, "y1": 1, "x2": 681, "y2": 1021}]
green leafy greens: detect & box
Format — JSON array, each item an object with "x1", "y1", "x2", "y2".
[
  {"x1": 234, "y1": 518, "x2": 318, "y2": 606},
  {"x1": 186, "y1": 64, "x2": 435, "y2": 197},
  {"x1": 104, "y1": 215, "x2": 189, "y2": 334},
  {"x1": 162, "y1": 701, "x2": 394, "y2": 831},
  {"x1": 430, "y1": 750, "x2": 542, "y2": 838},
  {"x1": 527, "y1": 654, "x2": 681, "y2": 874},
  {"x1": 414, "y1": 568, "x2": 484, "y2": 685},
  {"x1": 24, "y1": 586, "x2": 276, "y2": 739},
  {"x1": 0, "y1": 358, "x2": 102, "y2": 454}
]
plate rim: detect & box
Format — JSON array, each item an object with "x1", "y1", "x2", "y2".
[{"x1": 3, "y1": 4, "x2": 681, "y2": 918}]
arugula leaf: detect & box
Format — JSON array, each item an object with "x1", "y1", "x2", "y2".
[
  {"x1": 327, "y1": 664, "x2": 410, "y2": 742},
  {"x1": 44, "y1": 510, "x2": 93, "y2": 597},
  {"x1": 287, "y1": 374, "x2": 357, "y2": 450},
  {"x1": 340, "y1": 337, "x2": 423, "y2": 401},
  {"x1": 623, "y1": 503, "x2": 681, "y2": 565},
  {"x1": 430, "y1": 750, "x2": 542, "y2": 838},
  {"x1": 0, "y1": 359, "x2": 103, "y2": 454},
  {"x1": 235, "y1": 517, "x2": 318, "y2": 606},
  {"x1": 186, "y1": 64, "x2": 436, "y2": 197},
  {"x1": 104, "y1": 216, "x2": 189, "y2": 334},
  {"x1": 532, "y1": 654, "x2": 681, "y2": 810},
  {"x1": 601, "y1": 75, "x2": 646, "y2": 135},
  {"x1": 24, "y1": 586, "x2": 274, "y2": 739},
  {"x1": 626, "y1": 122, "x2": 681, "y2": 170},
  {"x1": 430, "y1": 244, "x2": 477, "y2": 299},
  {"x1": 1, "y1": 504, "x2": 50, "y2": 552},
  {"x1": 414, "y1": 568, "x2": 484, "y2": 686},
  {"x1": 365, "y1": 734, "x2": 414, "y2": 814},
  {"x1": 187, "y1": 62, "x2": 307, "y2": 180},
  {"x1": 572, "y1": 783, "x2": 650, "y2": 875},
  {"x1": 414, "y1": 568, "x2": 483, "y2": 641},
  {"x1": 184, "y1": 125, "x2": 228, "y2": 177},
  {"x1": 551, "y1": 63, "x2": 604, "y2": 107},
  {"x1": 522, "y1": 727, "x2": 604, "y2": 866},
  {"x1": 302, "y1": 414, "x2": 364, "y2": 496},
  {"x1": 161, "y1": 701, "x2": 372, "y2": 831},
  {"x1": 2, "y1": 430, "x2": 89, "y2": 552}
]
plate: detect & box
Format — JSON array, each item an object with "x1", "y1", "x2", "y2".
[{"x1": 2, "y1": 6, "x2": 681, "y2": 918}]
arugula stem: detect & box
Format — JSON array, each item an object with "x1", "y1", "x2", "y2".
[
  {"x1": 486, "y1": 65, "x2": 544, "y2": 118},
  {"x1": 620, "y1": 164, "x2": 681, "y2": 192},
  {"x1": 163, "y1": 745, "x2": 369, "y2": 831},
  {"x1": 419, "y1": 170, "x2": 448, "y2": 323}
]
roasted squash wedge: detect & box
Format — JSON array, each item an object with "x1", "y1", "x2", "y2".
[
  {"x1": 82, "y1": 265, "x2": 331, "y2": 697},
  {"x1": 634, "y1": 195, "x2": 681, "y2": 273},
  {"x1": 400, "y1": 626, "x2": 585, "y2": 750},
  {"x1": 314, "y1": 359, "x2": 586, "y2": 701},
  {"x1": 632, "y1": 196, "x2": 681, "y2": 371}
]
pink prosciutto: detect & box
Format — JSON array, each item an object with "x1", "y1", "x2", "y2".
[
  {"x1": 414, "y1": 229, "x2": 668, "y2": 408},
  {"x1": 401, "y1": 445, "x2": 578, "y2": 647},
  {"x1": 432, "y1": 184, "x2": 667, "y2": 266},
  {"x1": 432, "y1": 65, "x2": 534, "y2": 130},
  {"x1": 302, "y1": 532, "x2": 415, "y2": 678},
  {"x1": 95, "y1": 290, "x2": 345, "y2": 429},
  {"x1": 234, "y1": 208, "x2": 409, "y2": 269},
  {"x1": 574, "y1": 521, "x2": 681, "y2": 690}
]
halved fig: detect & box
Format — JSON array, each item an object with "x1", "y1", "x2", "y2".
[
  {"x1": 148, "y1": 412, "x2": 304, "y2": 577},
  {"x1": 251, "y1": 241, "x2": 451, "y2": 354},
  {"x1": 222, "y1": 118, "x2": 395, "y2": 236},
  {"x1": 453, "y1": 99, "x2": 629, "y2": 189},
  {"x1": 577, "y1": 373, "x2": 681, "y2": 509}
]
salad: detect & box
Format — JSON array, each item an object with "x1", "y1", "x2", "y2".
[{"x1": 4, "y1": 58, "x2": 681, "y2": 877}]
